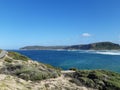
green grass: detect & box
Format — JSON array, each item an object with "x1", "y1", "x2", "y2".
[{"x1": 8, "y1": 52, "x2": 30, "y2": 61}]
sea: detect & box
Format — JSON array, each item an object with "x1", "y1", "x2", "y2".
[{"x1": 10, "y1": 50, "x2": 120, "y2": 73}]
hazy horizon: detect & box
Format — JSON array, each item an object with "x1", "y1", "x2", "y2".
[{"x1": 0, "y1": 0, "x2": 120, "y2": 49}]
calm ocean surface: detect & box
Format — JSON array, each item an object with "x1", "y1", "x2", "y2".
[{"x1": 11, "y1": 50, "x2": 120, "y2": 72}]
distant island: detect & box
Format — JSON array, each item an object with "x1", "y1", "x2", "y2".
[{"x1": 20, "y1": 42, "x2": 120, "y2": 50}]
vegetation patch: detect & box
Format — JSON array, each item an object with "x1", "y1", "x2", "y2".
[
  {"x1": 0, "y1": 49, "x2": 2, "y2": 53},
  {"x1": 0, "y1": 63, "x2": 61, "y2": 81},
  {"x1": 69, "y1": 67, "x2": 78, "y2": 71},
  {"x1": 8, "y1": 52, "x2": 30, "y2": 61},
  {"x1": 45, "y1": 64, "x2": 62, "y2": 70},
  {"x1": 69, "y1": 70, "x2": 120, "y2": 90},
  {"x1": 4, "y1": 58, "x2": 12, "y2": 63}
]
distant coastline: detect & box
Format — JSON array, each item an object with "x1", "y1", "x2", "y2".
[{"x1": 20, "y1": 42, "x2": 120, "y2": 50}]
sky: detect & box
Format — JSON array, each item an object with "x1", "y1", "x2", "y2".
[{"x1": 0, "y1": 0, "x2": 120, "y2": 49}]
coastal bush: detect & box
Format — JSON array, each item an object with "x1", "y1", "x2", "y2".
[
  {"x1": 0, "y1": 49, "x2": 2, "y2": 53},
  {"x1": 4, "y1": 58, "x2": 12, "y2": 63},
  {"x1": 0, "y1": 64, "x2": 24, "y2": 74},
  {"x1": 69, "y1": 68, "x2": 78, "y2": 71},
  {"x1": 8, "y1": 52, "x2": 30, "y2": 61},
  {"x1": 0, "y1": 63, "x2": 60, "y2": 81},
  {"x1": 70, "y1": 70, "x2": 120, "y2": 90},
  {"x1": 45, "y1": 64, "x2": 62, "y2": 70},
  {"x1": 16, "y1": 67, "x2": 60, "y2": 81},
  {"x1": 15, "y1": 68, "x2": 49, "y2": 81}
]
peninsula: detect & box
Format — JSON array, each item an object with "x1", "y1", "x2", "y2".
[{"x1": 20, "y1": 42, "x2": 120, "y2": 50}]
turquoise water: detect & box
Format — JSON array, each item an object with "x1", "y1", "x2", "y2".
[{"x1": 12, "y1": 50, "x2": 120, "y2": 72}]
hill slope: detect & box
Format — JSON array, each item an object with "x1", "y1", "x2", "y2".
[{"x1": 65, "y1": 42, "x2": 120, "y2": 50}]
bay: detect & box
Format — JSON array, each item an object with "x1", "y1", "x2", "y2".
[{"x1": 11, "y1": 50, "x2": 120, "y2": 72}]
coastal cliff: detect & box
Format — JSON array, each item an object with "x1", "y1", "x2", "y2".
[{"x1": 0, "y1": 50, "x2": 120, "y2": 90}]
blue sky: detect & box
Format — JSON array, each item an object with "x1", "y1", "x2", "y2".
[{"x1": 0, "y1": 0, "x2": 120, "y2": 49}]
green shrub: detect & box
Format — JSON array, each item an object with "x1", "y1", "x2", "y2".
[
  {"x1": 4, "y1": 58, "x2": 12, "y2": 63},
  {"x1": 69, "y1": 68, "x2": 78, "y2": 71},
  {"x1": 70, "y1": 70, "x2": 120, "y2": 90},
  {"x1": 0, "y1": 63, "x2": 60, "y2": 81},
  {"x1": 0, "y1": 49, "x2": 2, "y2": 53},
  {"x1": 15, "y1": 67, "x2": 51, "y2": 81},
  {"x1": 45, "y1": 64, "x2": 62, "y2": 70}
]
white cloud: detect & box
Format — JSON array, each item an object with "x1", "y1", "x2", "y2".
[{"x1": 82, "y1": 33, "x2": 91, "y2": 37}]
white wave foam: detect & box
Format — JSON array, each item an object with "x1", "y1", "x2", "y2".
[
  {"x1": 77, "y1": 50, "x2": 120, "y2": 55},
  {"x1": 55, "y1": 49, "x2": 120, "y2": 55},
  {"x1": 95, "y1": 51, "x2": 120, "y2": 55}
]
